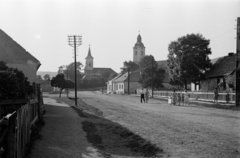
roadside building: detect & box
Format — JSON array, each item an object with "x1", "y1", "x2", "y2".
[
  {"x1": 106, "y1": 73, "x2": 123, "y2": 94},
  {"x1": 197, "y1": 52, "x2": 236, "y2": 92},
  {"x1": 0, "y1": 29, "x2": 41, "y2": 83}
]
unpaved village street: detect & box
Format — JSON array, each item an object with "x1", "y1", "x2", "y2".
[{"x1": 70, "y1": 91, "x2": 240, "y2": 158}]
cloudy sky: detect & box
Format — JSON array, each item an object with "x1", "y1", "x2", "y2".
[{"x1": 0, "y1": 0, "x2": 239, "y2": 73}]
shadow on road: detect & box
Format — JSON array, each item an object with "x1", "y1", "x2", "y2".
[{"x1": 58, "y1": 97, "x2": 164, "y2": 158}]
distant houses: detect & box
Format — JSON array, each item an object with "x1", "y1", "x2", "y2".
[{"x1": 0, "y1": 29, "x2": 41, "y2": 83}]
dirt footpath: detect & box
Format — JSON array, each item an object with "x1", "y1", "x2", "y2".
[
  {"x1": 29, "y1": 97, "x2": 103, "y2": 158},
  {"x1": 70, "y1": 91, "x2": 240, "y2": 158}
]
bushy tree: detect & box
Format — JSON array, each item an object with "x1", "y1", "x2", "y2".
[
  {"x1": 138, "y1": 55, "x2": 165, "y2": 88},
  {"x1": 51, "y1": 73, "x2": 68, "y2": 97},
  {"x1": 0, "y1": 61, "x2": 31, "y2": 99},
  {"x1": 167, "y1": 33, "x2": 212, "y2": 89},
  {"x1": 120, "y1": 61, "x2": 139, "y2": 73}
]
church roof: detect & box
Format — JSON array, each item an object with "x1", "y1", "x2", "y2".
[
  {"x1": 92, "y1": 68, "x2": 117, "y2": 75},
  {"x1": 85, "y1": 46, "x2": 93, "y2": 59},
  {"x1": 134, "y1": 34, "x2": 145, "y2": 48},
  {"x1": 0, "y1": 29, "x2": 41, "y2": 68}
]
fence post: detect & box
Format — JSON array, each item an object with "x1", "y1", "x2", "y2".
[{"x1": 36, "y1": 84, "x2": 41, "y2": 120}]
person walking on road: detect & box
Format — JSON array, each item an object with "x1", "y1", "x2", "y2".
[
  {"x1": 172, "y1": 90, "x2": 177, "y2": 105},
  {"x1": 145, "y1": 88, "x2": 149, "y2": 103},
  {"x1": 140, "y1": 88, "x2": 145, "y2": 103}
]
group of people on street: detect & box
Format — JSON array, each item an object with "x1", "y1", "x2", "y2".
[
  {"x1": 172, "y1": 90, "x2": 190, "y2": 106},
  {"x1": 140, "y1": 88, "x2": 150, "y2": 103}
]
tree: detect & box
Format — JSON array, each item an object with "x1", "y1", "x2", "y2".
[
  {"x1": 0, "y1": 61, "x2": 31, "y2": 99},
  {"x1": 138, "y1": 55, "x2": 165, "y2": 88},
  {"x1": 44, "y1": 74, "x2": 50, "y2": 81},
  {"x1": 120, "y1": 61, "x2": 139, "y2": 73},
  {"x1": 167, "y1": 33, "x2": 212, "y2": 89},
  {"x1": 62, "y1": 62, "x2": 84, "y2": 82},
  {"x1": 51, "y1": 73, "x2": 68, "y2": 97}
]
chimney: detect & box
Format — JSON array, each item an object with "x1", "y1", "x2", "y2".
[{"x1": 228, "y1": 52, "x2": 234, "y2": 56}]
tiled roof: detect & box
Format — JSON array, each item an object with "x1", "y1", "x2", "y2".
[
  {"x1": 205, "y1": 53, "x2": 236, "y2": 78},
  {"x1": 92, "y1": 67, "x2": 117, "y2": 75},
  {"x1": 0, "y1": 29, "x2": 40, "y2": 67}
]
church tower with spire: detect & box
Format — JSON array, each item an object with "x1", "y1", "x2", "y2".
[
  {"x1": 85, "y1": 45, "x2": 94, "y2": 74},
  {"x1": 133, "y1": 34, "x2": 145, "y2": 63}
]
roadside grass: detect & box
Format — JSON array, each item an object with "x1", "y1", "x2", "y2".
[{"x1": 55, "y1": 97, "x2": 163, "y2": 158}]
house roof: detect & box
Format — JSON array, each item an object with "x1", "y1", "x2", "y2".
[
  {"x1": 108, "y1": 73, "x2": 123, "y2": 82},
  {"x1": 205, "y1": 53, "x2": 236, "y2": 78},
  {"x1": 113, "y1": 72, "x2": 128, "y2": 82},
  {"x1": 0, "y1": 29, "x2": 41, "y2": 68}
]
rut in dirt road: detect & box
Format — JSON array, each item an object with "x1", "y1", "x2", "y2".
[{"x1": 69, "y1": 100, "x2": 164, "y2": 158}]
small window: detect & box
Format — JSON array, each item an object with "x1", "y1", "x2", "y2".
[
  {"x1": 141, "y1": 51, "x2": 143, "y2": 55},
  {"x1": 135, "y1": 51, "x2": 137, "y2": 55}
]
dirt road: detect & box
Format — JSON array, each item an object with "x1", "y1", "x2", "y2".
[{"x1": 70, "y1": 91, "x2": 240, "y2": 158}]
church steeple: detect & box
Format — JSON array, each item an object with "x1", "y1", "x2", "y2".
[
  {"x1": 133, "y1": 33, "x2": 146, "y2": 63},
  {"x1": 85, "y1": 45, "x2": 93, "y2": 59},
  {"x1": 85, "y1": 45, "x2": 94, "y2": 73}
]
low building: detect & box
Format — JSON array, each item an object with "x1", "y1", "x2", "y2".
[
  {"x1": 199, "y1": 52, "x2": 236, "y2": 92},
  {"x1": 0, "y1": 29, "x2": 41, "y2": 83}
]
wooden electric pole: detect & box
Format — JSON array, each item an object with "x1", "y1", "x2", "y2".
[
  {"x1": 68, "y1": 35, "x2": 82, "y2": 106},
  {"x1": 236, "y1": 17, "x2": 240, "y2": 107}
]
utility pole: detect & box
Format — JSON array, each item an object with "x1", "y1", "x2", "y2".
[
  {"x1": 151, "y1": 55, "x2": 154, "y2": 98},
  {"x1": 66, "y1": 66, "x2": 69, "y2": 98},
  {"x1": 128, "y1": 67, "x2": 130, "y2": 95},
  {"x1": 68, "y1": 35, "x2": 82, "y2": 106},
  {"x1": 236, "y1": 17, "x2": 240, "y2": 107}
]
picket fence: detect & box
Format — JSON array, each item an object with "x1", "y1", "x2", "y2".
[{"x1": 0, "y1": 85, "x2": 43, "y2": 158}]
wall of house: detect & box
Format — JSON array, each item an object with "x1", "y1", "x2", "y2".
[
  {"x1": 201, "y1": 78, "x2": 222, "y2": 91},
  {"x1": 115, "y1": 83, "x2": 124, "y2": 94},
  {"x1": 7, "y1": 63, "x2": 37, "y2": 83},
  {"x1": 124, "y1": 81, "x2": 142, "y2": 94},
  {"x1": 107, "y1": 81, "x2": 112, "y2": 93}
]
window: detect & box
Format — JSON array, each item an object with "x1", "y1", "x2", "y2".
[
  {"x1": 135, "y1": 51, "x2": 137, "y2": 55},
  {"x1": 141, "y1": 51, "x2": 143, "y2": 55}
]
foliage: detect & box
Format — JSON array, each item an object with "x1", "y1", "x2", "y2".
[
  {"x1": 120, "y1": 61, "x2": 139, "y2": 73},
  {"x1": 0, "y1": 61, "x2": 31, "y2": 99},
  {"x1": 167, "y1": 33, "x2": 212, "y2": 89},
  {"x1": 138, "y1": 55, "x2": 165, "y2": 88},
  {"x1": 51, "y1": 73, "x2": 70, "y2": 97},
  {"x1": 43, "y1": 74, "x2": 50, "y2": 81},
  {"x1": 62, "y1": 62, "x2": 84, "y2": 81}
]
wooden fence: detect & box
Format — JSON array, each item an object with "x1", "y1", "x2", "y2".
[
  {"x1": 153, "y1": 90, "x2": 236, "y2": 103},
  {"x1": 0, "y1": 84, "x2": 43, "y2": 158}
]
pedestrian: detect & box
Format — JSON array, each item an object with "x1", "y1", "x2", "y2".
[
  {"x1": 184, "y1": 90, "x2": 190, "y2": 106},
  {"x1": 172, "y1": 90, "x2": 177, "y2": 105},
  {"x1": 181, "y1": 93, "x2": 185, "y2": 106},
  {"x1": 145, "y1": 88, "x2": 149, "y2": 103},
  {"x1": 226, "y1": 88, "x2": 230, "y2": 103},
  {"x1": 140, "y1": 88, "x2": 145, "y2": 103},
  {"x1": 177, "y1": 93, "x2": 181, "y2": 106},
  {"x1": 213, "y1": 87, "x2": 219, "y2": 104}
]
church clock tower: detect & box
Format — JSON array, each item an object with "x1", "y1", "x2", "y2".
[
  {"x1": 133, "y1": 34, "x2": 145, "y2": 63},
  {"x1": 85, "y1": 45, "x2": 94, "y2": 74}
]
